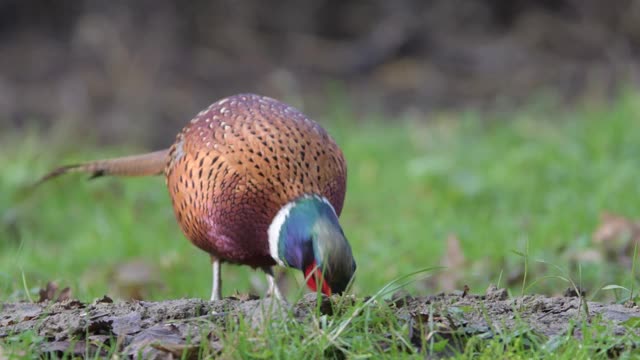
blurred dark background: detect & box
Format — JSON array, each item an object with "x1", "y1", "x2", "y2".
[{"x1": 1, "y1": 0, "x2": 639, "y2": 147}]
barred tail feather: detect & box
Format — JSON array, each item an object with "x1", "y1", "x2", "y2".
[{"x1": 35, "y1": 149, "x2": 170, "y2": 185}]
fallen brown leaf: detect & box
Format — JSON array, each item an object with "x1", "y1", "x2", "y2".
[
  {"x1": 37, "y1": 282, "x2": 72, "y2": 303},
  {"x1": 57, "y1": 287, "x2": 72, "y2": 302},
  {"x1": 462, "y1": 284, "x2": 470, "y2": 298},
  {"x1": 96, "y1": 295, "x2": 114, "y2": 304},
  {"x1": 593, "y1": 212, "x2": 640, "y2": 265},
  {"x1": 38, "y1": 282, "x2": 57, "y2": 302}
]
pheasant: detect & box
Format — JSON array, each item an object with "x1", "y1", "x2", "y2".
[{"x1": 37, "y1": 93, "x2": 356, "y2": 301}]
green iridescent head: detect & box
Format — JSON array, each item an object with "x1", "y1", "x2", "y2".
[{"x1": 268, "y1": 195, "x2": 356, "y2": 295}]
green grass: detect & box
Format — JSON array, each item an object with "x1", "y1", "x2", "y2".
[
  {"x1": 4, "y1": 270, "x2": 640, "y2": 359},
  {"x1": 1, "y1": 93, "x2": 640, "y2": 357}
]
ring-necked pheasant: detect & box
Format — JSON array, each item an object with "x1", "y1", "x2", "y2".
[{"x1": 37, "y1": 93, "x2": 356, "y2": 300}]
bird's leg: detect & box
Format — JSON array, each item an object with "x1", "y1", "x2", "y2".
[
  {"x1": 262, "y1": 267, "x2": 285, "y2": 301},
  {"x1": 210, "y1": 256, "x2": 222, "y2": 301}
]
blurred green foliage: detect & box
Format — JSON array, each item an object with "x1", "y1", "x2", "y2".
[{"x1": 1, "y1": 94, "x2": 639, "y2": 302}]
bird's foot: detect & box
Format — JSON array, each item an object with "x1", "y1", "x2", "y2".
[
  {"x1": 262, "y1": 266, "x2": 288, "y2": 304},
  {"x1": 209, "y1": 289, "x2": 224, "y2": 315}
]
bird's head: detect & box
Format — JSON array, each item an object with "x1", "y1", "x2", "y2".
[{"x1": 268, "y1": 195, "x2": 356, "y2": 296}]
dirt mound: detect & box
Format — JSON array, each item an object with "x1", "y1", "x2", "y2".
[{"x1": 2, "y1": 287, "x2": 639, "y2": 358}]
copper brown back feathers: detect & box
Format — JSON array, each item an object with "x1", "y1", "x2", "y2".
[{"x1": 165, "y1": 94, "x2": 347, "y2": 266}]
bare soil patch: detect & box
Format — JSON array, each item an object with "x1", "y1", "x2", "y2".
[{"x1": 2, "y1": 286, "x2": 639, "y2": 358}]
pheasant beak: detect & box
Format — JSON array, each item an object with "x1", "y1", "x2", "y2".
[{"x1": 304, "y1": 261, "x2": 332, "y2": 296}]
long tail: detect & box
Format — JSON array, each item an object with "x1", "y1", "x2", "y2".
[{"x1": 35, "y1": 149, "x2": 170, "y2": 185}]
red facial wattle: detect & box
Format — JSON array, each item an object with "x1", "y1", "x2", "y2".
[{"x1": 304, "y1": 261, "x2": 332, "y2": 296}]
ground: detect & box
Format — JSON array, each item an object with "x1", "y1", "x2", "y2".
[{"x1": 3, "y1": 287, "x2": 640, "y2": 358}]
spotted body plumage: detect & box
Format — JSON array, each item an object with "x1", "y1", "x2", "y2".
[
  {"x1": 165, "y1": 94, "x2": 347, "y2": 268},
  {"x1": 37, "y1": 93, "x2": 355, "y2": 300}
]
